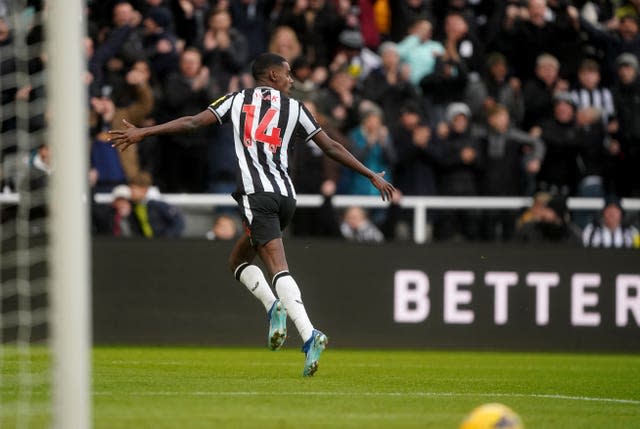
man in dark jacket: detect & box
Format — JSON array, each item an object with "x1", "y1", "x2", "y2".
[
  {"x1": 128, "y1": 172, "x2": 184, "y2": 238},
  {"x1": 535, "y1": 92, "x2": 586, "y2": 196},
  {"x1": 361, "y1": 41, "x2": 421, "y2": 124},
  {"x1": 497, "y1": 0, "x2": 580, "y2": 82},
  {"x1": 159, "y1": 48, "x2": 216, "y2": 192},
  {"x1": 611, "y1": 53, "x2": 640, "y2": 197},
  {"x1": 515, "y1": 194, "x2": 582, "y2": 244},
  {"x1": 434, "y1": 102, "x2": 482, "y2": 241},
  {"x1": 391, "y1": 102, "x2": 441, "y2": 197},
  {"x1": 479, "y1": 104, "x2": 544, "y2": 240},
  {"x1": 573, "y1": 9, "x2": 640, "y2": 83},
  {"x1": 142, "y1": 6, "x2": 179, "y2": 83}
]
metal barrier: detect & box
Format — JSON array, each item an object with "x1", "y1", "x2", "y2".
[{"x1": 3, "y1": 192, "x2": 640, "y2": 243}]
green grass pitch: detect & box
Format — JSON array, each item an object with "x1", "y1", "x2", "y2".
[{"x1": 2, "y1": 346, "x2": 639, "y2": 428}]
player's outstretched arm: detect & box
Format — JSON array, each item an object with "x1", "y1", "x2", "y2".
[
  {"x1": 108, "y1": 109, "x2": 218, "y2": 152},
  {"x1": 313, "y1": 130, "x2": 396, "y2": 201}
]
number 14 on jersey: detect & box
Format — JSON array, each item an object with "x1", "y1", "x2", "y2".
[{"x1": 242, "y1": 105, "x2": 283, "y2": 153}]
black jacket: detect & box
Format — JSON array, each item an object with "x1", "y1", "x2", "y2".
[
  {"x1": 391, "y1": 126, "x2": 441, "y2": 196},
  {"x1": 612, "y1": 77, "x2": 640, "y2": 157}
]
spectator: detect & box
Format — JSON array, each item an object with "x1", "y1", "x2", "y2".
[
  {"x1": 87, "y1": 17, "x2": 140, "y2": 100},
  {"x1": 340, "y1": 206, "x2": 385, "y2": 243},
  {"x1": 90, "y1": 107, "x2": 128, "y2": 194},
  {"x1": 142, "y1": 6, "x2": 179, "y2": 83},
  {"x1": 159, "y1": 48, "x2": 215, "y2": 193},
  {"x1": 390, "y1": 101, "x2": 440, "y2": 241},
  {"x1": 522, "y1": 53, "x2": 569, "y2": 130},
  {"x1": 360, "y1": 41, "x2": 420, "y2": 124},
  {"x1": 92, "y1": 184, "x2": 135, "y2": 237},
  {"x1": 478, "y1": 104, "x2": 544, "y2": 241},
  {"x1": 611, "y1": 52, "x2": 640, "y2": 197},
  {"x1": 276, "y1": 0, "x2": 341, "y2": 68},
  {"x1": 268, "y1": 25, "x2": 303, "y2": 64},
  {"x1": 104, "y1": 1, "x2": 145, "y2": 75},
  {"x1": 515, "y1": 194, "x2": 582, "y2": 244},
  {"x1": 573, "y1": 101, "x2": 613, "y2": 228},
  {"x1": 572, "y1": 7, "x2": 640, "y2": 83},
  {"x1": 316, "y1": 66, "x2": 361, "y2": 133},
  {"x1": 28, "y1": 142, "x2": 51, "y2": 181},
  {"x1": 20, "y1": 144, "x2": 51, "y2": 232},
  {"x1": 169, "y1": 0, "x2": 211, "y2": 49},
  {"x1": 340, "y1": 0, "x2": 381, "y2": 50},
  {"x1": 466, "y1": 52, "x2": 525, "y2": 127},
  {"x1": 434, "y1": 102, "x2": 482, "y2": 241},
  {"x1": 391, "y1": 101, "x2": 440, "y2": 197},
  {"x1": 201, "y1": 8, "x2": 249, "y2": 93},
  {"x1": 582, "y1": 197, "x2": 640, "y2": 248},
  {"x1": 389, "y1": 0, "x2": 433, "y2": 42},
  {"x1": 533, "y1": 91, "x2": 585, "y2": 196},
  {"x1": 516, "y1": 190, "x2": 551, "y2": 229},
  {"x1": 291, "y1": 99, "x2": 342, "y2": 237},
  {"x1": 128, "y1": 171, "x2": 185, "y2": 238},
  {"x1": 289, "y1": 55, "x2": 318, "y2": 100},
  {"x1": 229, "y1": 0, "x2": 269, "y2": 60},
  {"x1": 397, "y1": 17, "x2": 445, "y2": 86},
  {"x1": 328, "y1": 29, "x2": 381, "y2": 83},
  {"x1": 206, "y1": 119, "x2": 237, "y2": 196},
  {"x1": 206, "y1": 213, "x2": 240, "y2": 241},
  {"x1": 568, "y1": 56, "x2": 618, "y2": 214},
  {"x1": 499, "y1": 0, "x2": 580, "y2": 82},
  {"x1": 347, "y1": 104, "x2": 396, "y2": 197},
  {"x1": 90, "y1": 60, "x2": 154, "y2": 185},
  {"x1": 570, "y1": 58, "x2": 616, "y2": 127},
  {"x1": 419, "y1": 46, "x2": 469, "y2": 125},
  {"x1": 614, "y1": 2, "x2": 640, "y2": 20},
  {"x1": 440, "y1": 11, "x2": 483, "y2": 73}
]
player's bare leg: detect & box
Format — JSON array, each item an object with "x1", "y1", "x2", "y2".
[
  {"x1": 258, "y1": 238, "x2": 328, "y2": 376},
  {"x1": 228, "y1": 233, "x2": 257, "y2": 271}
]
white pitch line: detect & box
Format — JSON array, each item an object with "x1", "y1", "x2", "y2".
[{"x1": 93, "y1": 391, "x2": 640, "y2": 405}]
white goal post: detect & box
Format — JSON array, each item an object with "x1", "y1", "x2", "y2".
[{"x1": 46, "y1": 0, "x2": 91, "y2": 428}]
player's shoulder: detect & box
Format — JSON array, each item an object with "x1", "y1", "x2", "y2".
[{"x1": 209, "y1": 92, "x2": 238, "y2": 109}]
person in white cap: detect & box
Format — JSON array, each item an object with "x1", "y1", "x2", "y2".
[{"x1": 434, "y1": 102, "x2": 482, "y2": 241}]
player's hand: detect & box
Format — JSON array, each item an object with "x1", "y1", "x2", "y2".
[
  {"x1": 108, "y1": 119, "x2": 145, "y2": 152},
  {"x1": 370, "y1": 171, "x2": 396, "y2": 202}
]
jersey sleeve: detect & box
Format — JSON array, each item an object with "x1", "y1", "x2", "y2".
[
  {"x1": 208, "y1": 93, "x2": 236, "y2": 124},
  {"x1": 297, "y1": 103, "x2": 322, "y2": 142}
]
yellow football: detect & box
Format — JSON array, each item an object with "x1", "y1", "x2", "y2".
[{"x1": 459, "y1": 403, "x2": 524, "y2": 429}]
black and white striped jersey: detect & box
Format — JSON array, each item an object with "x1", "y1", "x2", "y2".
[
  {"x1": 582, "y1": 223, "x2": 639, "y2": 248},
  {"x1": 208, "y1": 86, "x2": 321, "y2": 198},
  {"x1": 570, "y1": 87, "x2": 615, "y2": 122}
]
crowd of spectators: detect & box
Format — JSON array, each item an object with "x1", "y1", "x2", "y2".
[{"x1": 1, "y1": 0, "x2": 640, "y2": 245}]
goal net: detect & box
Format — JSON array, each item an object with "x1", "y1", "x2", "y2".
[{"x1": 1, "y1": 1, "x2": 90, "y2": 428}]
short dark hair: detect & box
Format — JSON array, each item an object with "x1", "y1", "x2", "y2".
[{"x1": 251, "y1": 53, "x2": 287, "y2": 80}]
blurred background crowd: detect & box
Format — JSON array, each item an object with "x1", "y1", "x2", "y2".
[{"x1": 1, "y1": 0, "x2": 640, "y2": 246}]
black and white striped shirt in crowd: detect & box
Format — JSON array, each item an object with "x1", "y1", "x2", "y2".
[
  {"x1": 208, "y1": 87, "x2": 321, "y2": 198},
  {"x1": 570, "y1": 87, "x2": 615, "y2": 122},
  {"x1": 582, "y1": 223, "x2": 639, "y2": 248}
]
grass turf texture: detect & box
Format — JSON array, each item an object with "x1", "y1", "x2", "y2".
[{"x1": 2, "y1": 347, "x2": 639, "y2": 428}]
